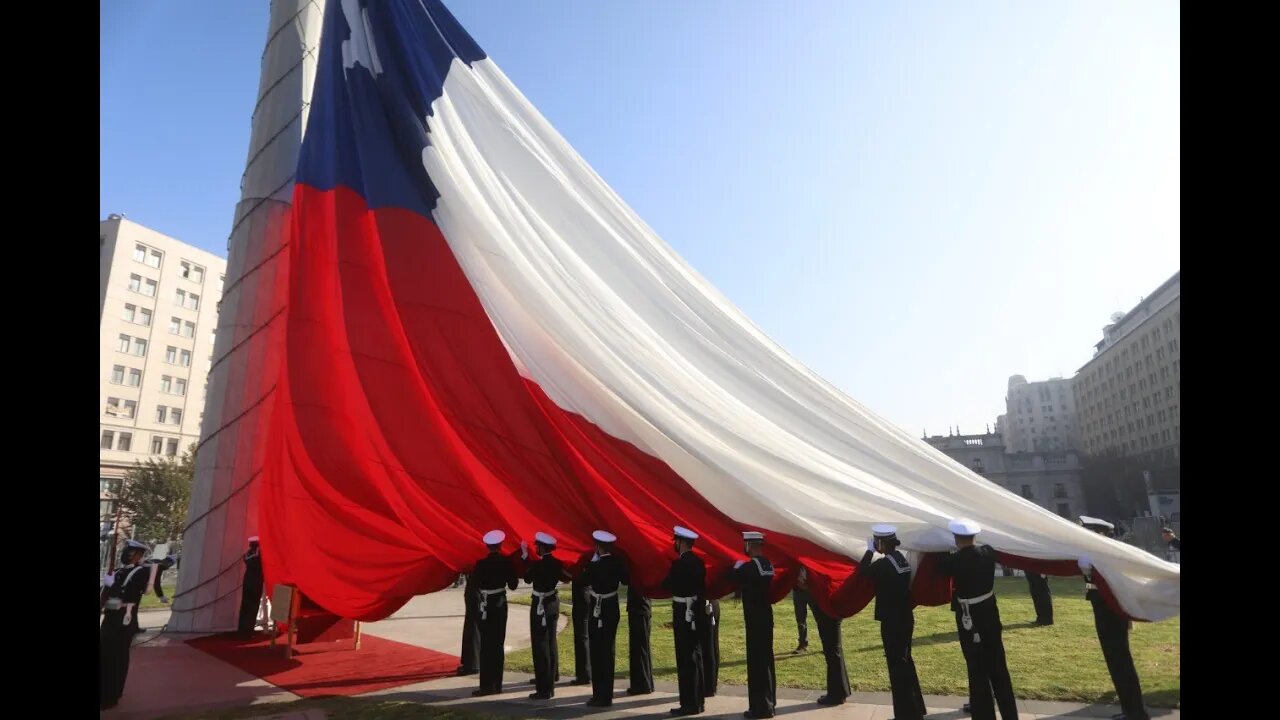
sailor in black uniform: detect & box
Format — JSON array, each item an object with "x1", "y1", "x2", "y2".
[
  {"x1": 792, "y1": 568, "x2": 810, "y2": 654},
  {"x1": 1025, "y1": 571, "x2": 1054, "y2": 625},
  {"x1": 237, "y1": 536, "x2": 264, "y2": 637},
  {"x1": 472, "y1": 529, "x2": 519, "y2": 696},
  {"x1": 626, "y1": 581, "x2": 655, "y2": 695},
  {"x1": 570, "y1": 546, "x2": 594, "y2": 685},
  {"x1": 860, "y1": 525, "x2": 925, "y2": 720},
  {"x1": 700, "y1": 597, "x2": 721, "y2": 697},
  {"x1": 583, "y1": 530, "x2": 629, "y2": 707},
  {"x1": 1078, "y1": 517, "x2": 1151, "y2": 720},
  {"x1": 730, "y1": 530, "x2": 777, "y2": 719},
  {"x1": 457, "y1": 570, "x2": 481, "y2": 676},
  {"x1": 522, "y1": 532, "x2": 564, "y2": 700},
  {"x1": 662, "y1": 525, "x2": 706, "y2": 716},
  {"x1": 937, "y1": 518, "x2": 1018, "y2": 720},
  {"x1": 100, "y1": 540, "x2": 153, "y2": 710},
  {"x1": 797, "y1": 567, "x2": 850, "y2": 706}
]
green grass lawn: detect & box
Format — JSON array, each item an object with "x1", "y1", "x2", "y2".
[
  {"x1": 140, "y1": 581, "x2": 178, "y2": 611},
  {"x1": 507, "y1": 577, "x2": 1179, "y2": 707},
  {"x1": 159, "y1": 697, "x2": 509, "y2": 720}
]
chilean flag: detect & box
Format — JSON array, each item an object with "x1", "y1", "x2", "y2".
[{"x1": 260, "y1": 0, "x2": 1178, "y2": 622}]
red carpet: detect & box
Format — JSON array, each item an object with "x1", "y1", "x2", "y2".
[{"x1": 187, "y1": 633, "x2": 458, "y2": 698}]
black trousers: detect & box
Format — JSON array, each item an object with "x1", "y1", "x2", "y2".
[
  {"x1": 572, "y1": 586, "x2": 592, "y2": 682},
  {"x1": 478, "y1": 594, "x2": 509, "y2": 693},
  {"x1": 881, "y1": 615, "x2": 925, "y2": 720},
  {"x1": 1092, "y1": 600, "x2": 1149, "y2": 719},
  {"x1": 100, "y1": 610, "x2": 137, "y2": 706},
  {"x1": 628, "y1": 610, "x2": 654, "y2": 693},
  {"x1": 459, "y1": 592, "x2": 481, "y2": 673},
  {"x1": 811, "y1": 602, "x2": 851, "y2": 701},
  {"x1": 237, "y1": 578, "x2": 263, "y2": 635},
  {"x1": 672, "y1": 601, "x2": 706, "y2": 711},
  {"x1": 530, "y1": 595, "x2": 560, "y2": 696},
  {"x1": 954, "y1": 601, "x2": 1017, "y2": 720},
  {"x1": 699, "y1": 599, "x2": 720, "y2": 695},
  {"x1": 793, "y1": 589, "x2": 810, "y2": 646},
  {"x1": 588, "y1": 596, "x2": 621, "y2": 704},
  {"x1": 1026, "y1": 573, "x2": 1054, "y2": 624},
  {"x1": 744, "y1": 607, "x2": 776, "y2": 717}
]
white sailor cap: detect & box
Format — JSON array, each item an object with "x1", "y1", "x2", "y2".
[
  {"x1": 673, "y1": 526, "x2": 699, "y2": 540},
  {"x1": 592, "y1": 530, "x2": 617, "y2": 543},
  {"x1": 1078, "y1": 516, "x2": 1115, "y2": 531},
  {"x1": 534, "y1": 531, "x2": 557, "y2": 546},
  {"x1": 247, "y1": 536, "x2": 260, "y2": 543},
  {"x1": 124, "y1": 539, "x2": 151, "y2": 553},
  {"x1": 872, "y1": 524, "x2": 897, "y2": 538},
  {"x1": 948, "y1": 518, "x2": 981, "y2": 536},
  {"x1": 742, "y1": 531, "x2": 765, "y2": 542},
  {"x1": 482, "y1": 529, "x2": 506, "y2": 545}
]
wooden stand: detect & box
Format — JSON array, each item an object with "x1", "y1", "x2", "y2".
[{"x1": 267, "y1": 584, "x2": 361, "y2": 658}]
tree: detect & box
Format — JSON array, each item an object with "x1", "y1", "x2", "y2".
[{"x1": 118, "y1": 445, "x2": 195, "y2": 544}]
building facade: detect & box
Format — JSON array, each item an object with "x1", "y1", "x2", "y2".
[
  {"x1": 924, "y1": 431, "x2": 1086, "y2": 520},
  {"x1": 1072, "y1": 271, "x2": 1180, "y2": 466},
  {"x1": 1003, "y1": 375, "x2": 1077, "y2": 453},
  {"x1": 100, "y1": 215, "x2": 226, "y2": 523}
]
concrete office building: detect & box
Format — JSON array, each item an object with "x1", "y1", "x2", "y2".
[
  {"x1": 1004, "y1": 375, "x2": 1078, "y2": 453},
  {"x1": 925, "y1": 430, "x2": 1086, "y2": 520},
  {"x1": 100, "y1": 215, "x2": 226, "y2": 522}
]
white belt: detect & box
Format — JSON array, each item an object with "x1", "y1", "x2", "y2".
[
  {"x1": 479, "y1": 588, "x2": 506, "y2": 621},
  {"x1": 588, "y1": 590, "x2": 618, "y2": 627},
  {"x1": 1084, "y1": 583, "x2": 1098, "y2": 591},
  {"x1": 672, "y1": 595, "x2": 698, "y2": 629},
  {"x1": 532, "y1": 589, "x2": 557, "y2": 627},
  {"x1": 957, "y1": 590, "x2": 994, "y2": 637}
]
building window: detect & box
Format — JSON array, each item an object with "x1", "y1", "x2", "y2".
[
  {"x1": 171, "y1": 409, "x2": 183, "y2": 425},
  {"x1": 122, "y1": 304, "x2": 136, "y2": 323},
  {"x1": 972, "y1": 458, "x2": 985, "y2": 473},
  {"x1": 160, "y1": 375, "x2": 172, "y2": 393},
  {"x1": 1057, "y1": 503, "x2": 1071, "y2": 518},
  {"x1": 132, "y1": 338, "x2": 147, "y2": 356},
  {"x1": 117, "y1": 432, "x2": 133, "y2": 452},
  {"x1": 165, "y1": 346, "x2": 178, "y2": 364},
  {"x1": 151, "y1": 436, "x2": 164, "y2": 455},
  {"x1": 139, "y1": 308, "x2": 152, "y2": 326},
  {"x1": 128, "y1": 274, "x2": 142, "y2": 293},
  {"x1": 174, "y1": 378, "x2": 188, "y2": 396},
  {"x1": 165, "y1": 438, "x2": 179, "y2": 457},
  {"x1": 180, "y1": 261, "x2": 205, "y2": 283},
  {"x1": 100, "y1": 430, "x2": 115, "y2": 449},
  {"x1": 185, "y1": 293, "x2": 200, "y2": 311},
  {"x1": 143, "y1": 278, "x2": 157, "y2": 297},
  {"x1": 133, "y1": 244, "x2": 146, "y2": 263},
  {"x1": 169, "y1": 317, "x2": 181, "y2": 334},
  {"x1": 180, "y1": 349, "x2": 192, "y2": 367},
  {"x1": 156, "y1": 406, "x2": 168, "y2": 423},
  {"x1": 175, "y1": 289, "x2": 187, "y2": 307},
  {"x1": 111, "y1": 365, "x2": 125, "y2": 384},
  {"x1": 1021, "y1": 485, "x2": 1033, "y2": 499},
  {"x1": 127, "y1": 369, "x2": 142, "y2": 387},
  {"x1": 117, "y1": 334, "x2": 131, "y2": 353},
  {"x1": 182, "y1": 321, "x2": 196, "y2": 338},
  {"x1": 1053, "y1": 483, "x2": 1067, "y2": 499},
  {"x1": 146, "y1": 249, "x2": 162, "y2": 268}
]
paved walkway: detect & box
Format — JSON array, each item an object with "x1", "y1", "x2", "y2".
[{"x1": 104, "y1": 589, "x2": 1178, "y2": 720}]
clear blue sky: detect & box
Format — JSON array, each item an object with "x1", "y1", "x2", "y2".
[{"x1": 100, "y1": 1, "x2": 1179, "y2": 437}]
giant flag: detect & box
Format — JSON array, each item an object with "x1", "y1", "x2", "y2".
[{"x1": 257, "y1": 0, "x2": 1178, "y2": 622}]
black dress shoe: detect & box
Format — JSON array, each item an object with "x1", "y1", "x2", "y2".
[
  {"x1": 793, "y1": 642, "x2": 808, "y2": 654},
  {"x1": 586, "y1": 698, "x2": 612, "y2": 707},
  {"x1": 816, "y1": 695, "x2": 845, "y2": 706},
  {"x1": 571, "y1": 678, "x2": 592, "y2": 686},
  {"x1": 962, "y1": 702, "x2": 971, "y2": 713},
  {"x1": 626, "y1": 688, "x2": 653, "y2": 696},
  {"x1": 456, "y1": 668, "x2": 478, "y2": 676},
  {"x1": 528, "y1": 692, "x2": 552, "y2": 700}
]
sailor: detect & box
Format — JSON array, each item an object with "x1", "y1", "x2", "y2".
[
  {"x1": 936, "y1": 518, "x2": 1018, "y2": 720},
  {"x1": 472, "y1": 529, "x2": 519, "y2": 697},
  {"x1": 522, "y1": 532, "x2": 564, "y2": 700},
  {"x1": 1025, "y1": 571, "x2": 1054, "y2": 626},
  {"x1": 626, "y1": 580, "x2": 655, "y2": 696},
  {"x1": 237, "y1": 536, "x2": 264, "y2": 637},
  {"x1": 700, "y1": 597, "x2": 721, "y2": 697},
  {"x1": 583, "y1": 530, "x2": 629, "y2": 707},
  {"x1": 791, "y1": 567, "x2": 810, "y2": 654},
  {"x1": 661, "y1": 525, "x2": 707, "y2": 716},
  {"x1": 859, "y1": 525, "x2": 925, "y2": 720},
  {"x1": 1078, "y1": 517, "x2": 1151, "y2": 720},
  {"x1": 570, "y1": 545, "x2": 594, "y2": 685},
  {"x1": 1160, "y1": 527, "x2": 1180, "y2": 563},
  {"x1": 730, "y1": 531, "x2": 777, "y2": 719},
  {"x1": 796, "y1": 567, "x2": 851, "y2": 706},
  {"x1": 456, "y1": 569, "x2": 481, "y2": 676},
  {"x1": 100, "y1": 540, "x2": 153, "y2": 710}
]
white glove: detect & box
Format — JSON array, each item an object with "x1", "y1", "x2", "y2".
[
  {"x1": 520, "y1": 540, "x2": 529, "y2": 560},
  {"x1": 160, "y1": 596, "x2": 170, "y2": 605},
  {"x1": 103, "y1": 574, "x2": 115, "y2": 587},
  {"x1": 733, "y1": 559, "x2": 746, "y2": 569},
  {"x1": 705, "y1": 602, "x2": 714, "y2": 615},
  {"x1": 867, "y1": 537, "x2": 877, "y2": 551},
  {"x1": 1077, "y1": 555, "x2": 1092, "y2": 573},
  {"x1": 591, "y1": 552, "x2": 600, "y2": 562}
]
